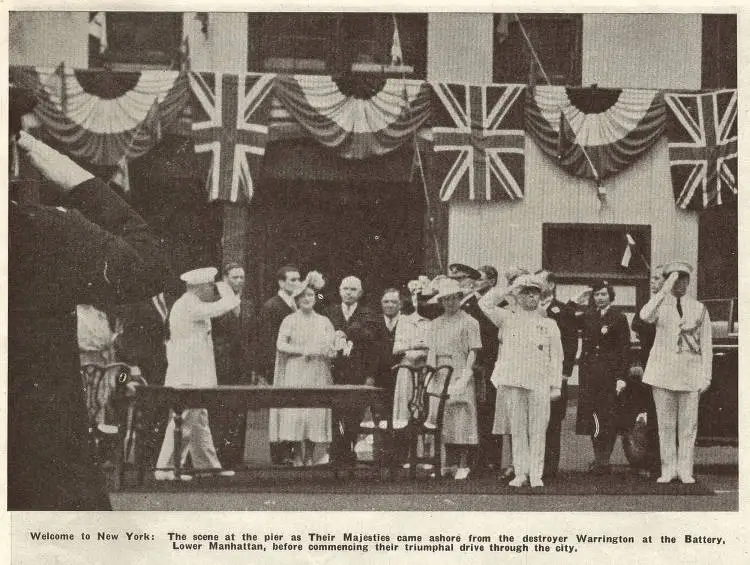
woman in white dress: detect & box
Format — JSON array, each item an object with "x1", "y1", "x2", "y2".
[
  {"x1": 426, "y1": 278, "x2": 482, "y2": 480},
  {"x1": 268, "y1": 285, "x2": 336, "y2": 467}
]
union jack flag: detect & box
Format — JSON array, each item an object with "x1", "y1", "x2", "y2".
[
  {"x1": 430, "y1": 83, "x2": 526, "y2": 201},
  {"x1": 665, "y1": 89, "x2": 737, "y2": 210},
  {"x1": 190, "y1": 72, "x2": 275, "y2": 202}
]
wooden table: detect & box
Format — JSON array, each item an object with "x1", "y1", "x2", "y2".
[{"x1": 132, "y1": 385, "x2": 392, "y2": 482}]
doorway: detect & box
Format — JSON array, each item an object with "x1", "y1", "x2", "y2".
[{"x1": 250, "y1": 177, "x2": 426, "y2": 308}]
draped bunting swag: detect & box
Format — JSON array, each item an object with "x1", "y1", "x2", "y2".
[
  {"x1": 525, "y1": 85, "x2": 666, "y2": 183},
  {"x1": 9, "y1": 66, "x2": 189, "y2": 166},
  {"x1": 273, "y1": 74, "x2": 431, "y2": 160},
  {"x1": 664, "y1": 89, "x2": 738, "y2": 210},
  {"x1": 9, "y1": 65, "x2": 736, "y2": 210},
  {"x1": 430, "y1": 83, "x2": 526, "y2": 202}
]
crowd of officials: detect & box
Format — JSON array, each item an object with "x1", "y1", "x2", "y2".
[
  {"x1": 8, "y1": 89, "x2": 712, "y2": 509},
  {"x1": 140, "y1": 258, "x2": 711, "y2": 489}
]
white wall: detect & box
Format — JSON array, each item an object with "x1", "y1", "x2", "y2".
[
  {"x1": 427, "y1": 13, "x2": 493, "y2": 83},
  {"x1": 450, "y1": 137, "x2": 699, "y2": 292},
  {"x1": 184, "y1": 12, "x2": 248, "y2": 74},
  {"x1": 582, "y1": 13, "x2": 702, "y2": 90},
  {"x1": 10, "y1": 12, "x2": 88, "y2": 68}
]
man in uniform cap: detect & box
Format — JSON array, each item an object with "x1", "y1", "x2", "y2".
[
  {"x1": 639, "y1": 261, "x2": 711, "y2": 484},
  {"x1": 479, "y1": 274, "x2": 562, "y2": 487},
  {"x1": 154, "y1": 267, "x2": 240, "y2": 480},
  {"x1": 448, "y1": 263, "x2": 482, "y2": 289},
  {"x1": 9, "y1": 130, "x2": 169, "y2": 509}
]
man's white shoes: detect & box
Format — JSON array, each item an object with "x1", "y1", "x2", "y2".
[
  {"x1": 508, "y1": 475, "x2": 528, "y2": 488},
  {"x1": 154, "y1": 470, "x2": 192, "y2": 482}
]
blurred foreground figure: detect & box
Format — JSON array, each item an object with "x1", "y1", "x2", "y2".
[{"x1": 9, "y1": 126, "x2": 168, "y2": 510}]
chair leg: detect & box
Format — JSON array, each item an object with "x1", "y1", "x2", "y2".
[
  {"x1": 433, "y1": 434, "x2": 442, "y2": 479},
  {"x1": 409, "y1": 429, "x2": 418, "y2": 480}
]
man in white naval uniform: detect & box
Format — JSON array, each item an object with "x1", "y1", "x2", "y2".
[
  {"x1": 155, "y1": 267, "x2": 241, "y2": 480},
  {"x1": 640, "y1": 261, "x2": 712, "y2": 484}
]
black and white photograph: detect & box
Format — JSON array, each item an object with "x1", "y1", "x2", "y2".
[{"x1": 5, "y1": 6, "x2": 744, "y2": 564}]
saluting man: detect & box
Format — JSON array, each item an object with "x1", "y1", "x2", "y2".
[
  {"x1": 154, "y1": 267, "x2": 240, "y2": 480},
  {"x1": 640, "y1": 261, "x2": 712, "y2": 484}
]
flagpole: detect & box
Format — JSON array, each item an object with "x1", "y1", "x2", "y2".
[{"x1": 514, "y1": 14, "x2": 602, "y2": 191}]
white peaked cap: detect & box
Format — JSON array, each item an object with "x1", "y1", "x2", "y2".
[{"x1": 180, "y1": 267, "x2": 218, "y2": 285}]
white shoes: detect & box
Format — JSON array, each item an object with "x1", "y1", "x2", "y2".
[
  {"x1": 530, "y1": 478, "x2": 544, "y2": 488},
  {"x1": 508, "y1": 475, "x2": 528, "y2": 488},
  {"x1": 454, "y1": 467, "x2": 470, "y2": 480},
  {"x1": 441, "y1": 465, "x2": 457, "y2": 478},
  {"x1": 154, "y1": 470, "x2": 193, "y2": 482},
  {"x1": 678, "y1": 475, "x2": 695, "y2": 484},
  {"x1": 656, "y1": 475, "x2": 677, "y2": 483}
]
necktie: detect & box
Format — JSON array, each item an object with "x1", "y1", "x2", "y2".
[{"x1": 676, "y1": 297, "x2": 683, "y2": 318}]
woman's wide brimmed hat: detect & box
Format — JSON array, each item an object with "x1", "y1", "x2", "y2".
[{"x1": 428, "y1": 278, "x2": 468, "y2": 303}]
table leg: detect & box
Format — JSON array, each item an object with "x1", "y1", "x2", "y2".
[{"x1": 173, "y1": 407, "x2": 184, "y2": 479}]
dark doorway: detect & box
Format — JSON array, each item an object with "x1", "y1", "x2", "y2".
[{"x1": 250, "y1": 177, "x2": 425, "y2": 308}]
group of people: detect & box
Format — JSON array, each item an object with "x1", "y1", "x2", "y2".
[
  {"x1": 151, "y1": 256, "x2": 712, "y2": 489},
  {"x1": 8, "y1": 86, "x2": 713, "y2": 512}
]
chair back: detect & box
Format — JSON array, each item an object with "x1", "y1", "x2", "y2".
[
  {"x1": 80, "y1": 363, "x2": 133, "y2": 431},
  {"x1": 396, "y1": 364, "x2": 454, "y2": 427}
]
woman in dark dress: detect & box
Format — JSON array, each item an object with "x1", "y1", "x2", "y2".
[{"x1": 575, "y1": 281, "x2": 632, "y2": 474}]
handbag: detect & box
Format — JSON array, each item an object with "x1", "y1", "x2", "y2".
[{"x1": 447, "y1": 373, "x2": 472, "y2": 404}]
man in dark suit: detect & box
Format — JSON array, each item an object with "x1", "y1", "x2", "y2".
[
  {"x1": 257, "y1": 265, "x2": 301, "y2": 464},
  {"x1": 9, "y1": 128, "x2": 168, "y2": 509},
  {"x1": 371, "y1": 288, "x2": 402, "y2": 414},
  {"x1": 537, "y1": 271, "x2": 581, "y2": 478},
  {"x1": 456, "y1": 264, "x2": 504, "y2": 475},
  {"x1": 212, "y1": 262, "x2": 256, "y2": 467},
  {"x1": 326, "y1": 275, "x2": 376, "y2": 463},
  {"x1": 257, "y1": 265, "x2": 301, "y2": 383}
]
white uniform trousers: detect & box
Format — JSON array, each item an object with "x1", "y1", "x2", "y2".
[
  {"x1": 652, "y1": 387, "x2": 700, "y2": 479},
  {"x1": 506, "y1": 386, "x2": 550, "y2": 482},
  {"x1": 156, "y1": 409, "x2": 222, "y2": 471}
]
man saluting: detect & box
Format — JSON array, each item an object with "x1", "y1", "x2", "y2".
[{"x1": 154, "y1": 267, "x2": 239, "y2": 480}]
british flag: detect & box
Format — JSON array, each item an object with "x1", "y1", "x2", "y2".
[
  {"x1": 430, "y1": 83, "x2": 526, "y2": 201},
  {"x1": 665, "y1": 89, "x2": 737, "y2": 210},
  {"x1": 190, "y1": 72, "x2": 275, "y2": 203}
]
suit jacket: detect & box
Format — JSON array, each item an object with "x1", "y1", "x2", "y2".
[
  {"x1": 370, "y1": 314, "x2": 399, "y2": 390},
  {"x1": 545, "y1": 298, "x2": 581, "y2": 378},
  {"x1": 326, "y1": 303, "x2": 376, "y2": 385},
  {"x1": 9, "y1": 177, "x2": 168, "y2": 510},
  {"x1": 113, "y1": 299, "x2": 168, "y2": 385},
  {"x1": 258, "y1": 294, "x2": 294, "y2": 380},
  {"x1": 461, "y1": 292, "x2": 500, "y2": 373},
  {"x1": 212, "y1": 297, "x2": 256, "y2": 384}
]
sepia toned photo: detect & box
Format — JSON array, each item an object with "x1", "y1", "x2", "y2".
[{"x1": 6, "y1": 6, "x2": 739, "y2": 533}]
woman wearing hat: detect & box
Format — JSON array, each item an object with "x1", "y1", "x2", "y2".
[
  {"x1": 575, "y1": 280, "x2": 632, "y2": 475},
  {"x1": 269, "y1": 276, "x2": 336, "y2": 467},
  {"x1": 640, "y1": 262, "x2": 711, "y2": 484},
  {"x1": 425, "y1": 278, "x2": 482, "y2": 480},
  {"x1": 479, "y1": 275, "x2": 562, "y2": 488}
]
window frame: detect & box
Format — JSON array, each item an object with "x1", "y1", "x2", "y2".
[
  {"x1": 493, "y1": 13, "x2": 582, "y2": 86},
  {"x1": 88, "y1": 12, "x2": 183, "y2": 71},
  {"x1": 247, "y1": 13, "x2": 427, "y2": 78}
]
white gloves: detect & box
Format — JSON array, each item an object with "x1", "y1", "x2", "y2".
[{"x1": 17, "y1": 131, "x2": 94, "y2": 192}]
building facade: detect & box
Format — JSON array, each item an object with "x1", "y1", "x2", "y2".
[{"x1": 9, "y1": 12, "x2": 737, "y2": 312}]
